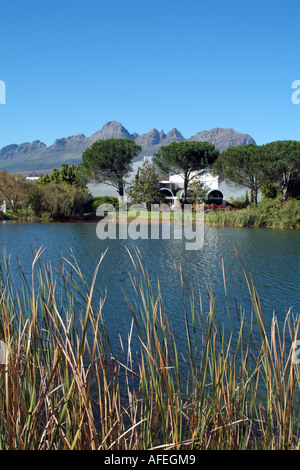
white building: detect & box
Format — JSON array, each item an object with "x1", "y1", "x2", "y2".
[{"x1": 162, "y1": 171, "x2": 261, "y2": 205}]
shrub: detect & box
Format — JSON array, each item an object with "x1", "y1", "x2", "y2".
[
  {"x1": 29, "y1": 183, "x2": 90, "y2": 219},
  {"x1": 206, "y1": 203, "x2": 223, "y2": 211},
  {"x1": 261, "y1": 183, "x2": 277, "y2": 199},
  {"x1": 90, "y1": 196, "x2": 119, "y2": 212},
  {"x1": 229, "y1": 195, "x2": 250, "y2": 209}
]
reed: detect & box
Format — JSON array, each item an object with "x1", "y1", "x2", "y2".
[
  {"x1": 0, "y1": 245, "x2": 299, "y2": 450},
  {"x1": 205, "y1": 198, "x2": 300, "y2": 229}
]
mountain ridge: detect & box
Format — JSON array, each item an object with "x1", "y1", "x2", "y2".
[{"x1": 0, "y1": 121, "x2": 256, "y2": 174}]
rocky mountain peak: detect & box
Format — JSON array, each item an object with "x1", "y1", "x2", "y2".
[
  {"x1": 0, "y1": 140, "x2": 47, "y2": 161},
  {"x1": 189, "y1": 127, "x2": 255, "y2": 151},
  {"x1": 135, "y1": 128, "x2": 162, "y2": 147},
  {"x1": 90, "y1": 121, "x2": 133, "y2": 142},
  {"x1": 159, "y1": 130, "x2": 166, "y2": 140},
  {"x1": 165, "y1": 128, "x2": 185, "y2": 142}
]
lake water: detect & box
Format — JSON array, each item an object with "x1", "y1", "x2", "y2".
[{"x1": 0, "y1": 220, "x2": 299, "y2": 355}]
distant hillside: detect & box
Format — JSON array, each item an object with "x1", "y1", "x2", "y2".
[{"x1": 0, "y1": 121, "x2": 256, "y2": 174}]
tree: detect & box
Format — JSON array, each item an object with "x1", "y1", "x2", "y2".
[
  {"x1": 186, "y1": 180, "x2": 209, "y2": 204},
  {"x1": 126, "y1": 161, "x2": 165, "y2": 210},
  {"x1": 80, "y1": 139, "x2": 142, "y2": 198},
  {"x1": 0, "y1": 171, "x2": 33, "y2": 211},
  {"x1": 213, "y1": 144, "x2": 270, "y2": 204},
  {"x1": 29, "y1": 183, "x2": 89, "y2": 219},
  {"x1": 153, "y1": 141, "x2": 219, "y2": 204},
  {"x1": 262, "y1": 140, "x2": 300, "y2": 201},
  {"x1": 37, "y1": 163, "x2": 83, "y2": 187}
]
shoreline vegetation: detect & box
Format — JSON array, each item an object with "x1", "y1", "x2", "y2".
[
  {"x1": 0, "y1": 247, "x2": 299, "y2": 450},
  {"x1": 204, "y1": 198, "x2": 300, "y2": 229},
  {"x1": 1, "y1": 198, "x2": 300, "y2": 229},
  {"x1": 0, "y1": 142, "x2": 299, "y2": 229}
]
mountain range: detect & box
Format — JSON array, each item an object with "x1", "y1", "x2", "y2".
[{"x1": 0, "y1": 121, "x2": 256, "y2": 174}]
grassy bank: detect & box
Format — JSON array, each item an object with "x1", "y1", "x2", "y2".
[
  {"x1": 205, "y1": 198, "x2": 300, "y2": 229},
  {"x1": 0, "y1": 247, "x2": 299, "y2": 450}
]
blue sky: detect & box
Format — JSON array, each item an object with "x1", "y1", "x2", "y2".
[{"x1": 0, "y1": 0, "x2": 299, "y2": 149}]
